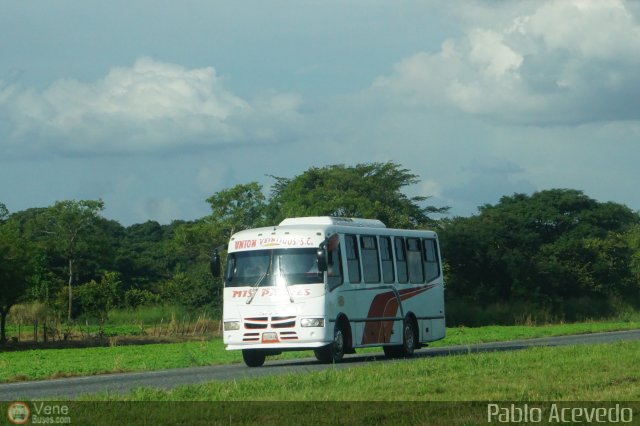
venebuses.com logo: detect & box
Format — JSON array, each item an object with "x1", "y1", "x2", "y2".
[
  {"x1": 6, "y1": 401, "x2": 72, "y2": 424},
  {"x1": 6, "y1": 401, "x2": 31, "y2": 425}
]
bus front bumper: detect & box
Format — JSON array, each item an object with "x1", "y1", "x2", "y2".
[{"x1": 224, "y1": 327, "x2": 331, "y2": 351}]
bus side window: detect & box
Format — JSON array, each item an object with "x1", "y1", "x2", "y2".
[
  {"x1": 423, "y1": 239, "x2": 440, "y2": 282},
  {"x1": 394, "y1": 237, "x2": 408, "y2": 284},
  {"x1": 360, "y1": 235, "x2": 380, "y2": 283},
  {"x1": 345, "y1": 234, "x2": 361, "y2": 283},
  {"x1": 379, "y1": 236, "x2": 395, "y2": 283},
  {"x1": 406, "y1": 238, "x2": 424, "y2": 284},
  {"x1": 327, "y1": 238, "x2": 343, "y2": 290}
]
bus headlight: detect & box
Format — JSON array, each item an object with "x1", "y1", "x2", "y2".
[
  {"x1": 224, "y1": 321, "x2": 241, "y2": 331},
  {"x1": 300, "y1": 318, "x2": 324, "y2": 327}
]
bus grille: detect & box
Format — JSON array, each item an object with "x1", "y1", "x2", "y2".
[
  {"x1": 244, "y1": 317, "x2": 268, "y2": 329},
  {"x1": 279, "y1": 331, "x2": 298, "y2": 340},
  {"x1": 243, "y1": 316, "x2": 296, "y2": 329},
  {"x1": 271, "y1": 316, "x2": 296, "y2": 328},
  {"x1": 242, "y1": 331, "x2": 298, "y2": 341},
  {"x1": 242, "y1": 332, "x2": 260, "y2": 342}
]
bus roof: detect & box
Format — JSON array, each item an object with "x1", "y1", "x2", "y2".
[
  {"x1": 278, "y1": 216, "x2": 386, "y2": 228},
  {"x1": 228, "y1": 217, "x2": 437, "y2": 252}
]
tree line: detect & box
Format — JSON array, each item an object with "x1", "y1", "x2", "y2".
[
  {"x1": 442, "y1": 190, "x2": 640, "y2": 324},
  {"x1": 1, "y1": 162, "x2": 639, "y2": 342}
]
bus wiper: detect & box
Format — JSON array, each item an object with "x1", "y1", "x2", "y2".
[
  {"x1": 246, "y1": 270, "x2": 268, "y2": 305},
  {"x1": 284, "y1": 283, "x2": 295, "y2": 304},
  {"x1": 278, "y1": 262, "x2": 295, "y2": 304}
]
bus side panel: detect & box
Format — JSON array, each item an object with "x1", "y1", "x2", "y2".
[
  {"x1": 419, "y1": 319, "x2": 434, "y2": 341},
  {"x1": 401, "y1": 281, "x2": 445, "y2": 344},
  {"x1": 430, "y1": 318, "x2": 446, "y2": 340},
  {"x1": 424, "y1": 282, "x2": 446, "y2": 342},
  {"x1": 352, "y1": 320, "x2": 364, "y2": 346}
]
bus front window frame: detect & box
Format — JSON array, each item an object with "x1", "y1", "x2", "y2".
[{"x1": 224, "y1": 248, "x2": 323, "y2": 288}]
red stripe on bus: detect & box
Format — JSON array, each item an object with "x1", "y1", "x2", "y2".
[{"x1": 361, "y1": 285, "x2": 434, "y2": 344}]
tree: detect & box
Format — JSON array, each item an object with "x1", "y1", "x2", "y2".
[
  {"x1": 159, "y1": 269, "x2": 214, "y2": 308},
  {"x1": 625, "y1": 224, "x2": 640, "y2": 305},
  {"x1": 42, "y1": 200, "x2": 105, "y2": 321},
  {"x1": 74, "y1": 271, "x2": 122, "y2": 327},
  {"x1": 440, "y1": 189, "x2": 639, "y2": 320},
  {"x1": 3, "y1": 207, "x2": 61, "y2": 305},
  {"x1": 206, "y1": 182, "x2": 268, "y2": 237},
  {"x1": 267, "y1": 162, "x2": 447, "y2": 228},
  {"x1": 116, "y1": 220, "x2": 171, "y2": 292},
  {"x1": 0, "y1": 206, "x2": 34, "y2": 343}
]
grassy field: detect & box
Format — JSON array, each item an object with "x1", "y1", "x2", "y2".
[
  {"x1": 95, "y1": 340, "x2": 640, "y2": 401},
  {"x1": 2, "y1": 322, "x2": 639, "y2": 425},
  {"x1": 1, "y1": 319, "x2": 639, "y2": 383},
  {"x1": 4, "y1": 305, "x2": 217, "y2": 340},
  {"x1": 440, "y1": 318, "x2": 640, "y2": 345},
  {"x1": 59, "y1": 340, "x2": 640, "y2": 425}
]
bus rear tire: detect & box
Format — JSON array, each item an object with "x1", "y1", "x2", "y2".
[
  {"x1": 383, "y1": 318, "x2": 417, "y2": 358},
  {"x1": 242, "y1": 349, "x2": 266, "y2": 367},
  {"x1": 314, "y1": 323, "x2": 345, "y2": 363}
]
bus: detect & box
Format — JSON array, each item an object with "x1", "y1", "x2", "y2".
[{"x1": 210, "y1": 216, "x2": 445, "y2": 367}]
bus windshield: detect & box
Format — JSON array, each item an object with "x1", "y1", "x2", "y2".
[{"x1": 225, "y1": 248, "x2": 322, "y2": 287}]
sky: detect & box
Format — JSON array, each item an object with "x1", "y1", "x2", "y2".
[{"x1": 1, "y1": 0, "x2": 640, "y2": 226}]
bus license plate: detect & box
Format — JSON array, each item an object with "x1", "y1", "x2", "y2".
[{"x1": 262, "y1": 332, "x2": 278, "y2": 343}]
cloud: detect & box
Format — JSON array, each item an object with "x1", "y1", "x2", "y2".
[
  {"x1": 442, "y1": 158, "x2": 537, "y2": 214},
  {"x1": 0, "y1": 57, "x2": 303, "y2": 155},
  {"x1": 371, "y1": 0, "x2": 640, "y2": 125},
  {"x1": 136, "y1": 197, "x2": 183, "y2": 224}
]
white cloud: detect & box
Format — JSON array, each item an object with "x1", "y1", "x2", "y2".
[
  {"x1": 137, "y1": 197, "x2": 183, "y2": 224},
  {"x1": 371, "y1": 0, "x2": 640, "y2": 125},
  {"x1": 524, "y1": 0, "x2": 640, "y2": 60},
  {"x1": 196, "y1": 164, "x2": 235, "y2": 195},
  {"x1": 0, "y1": 57, "x2": 303, "y2": 154},
  {"x1": 467, "y1": 29, "x2": 523, "y2": 79},
  {"x1": 420, "y1": 179, "x2": 442, "y2": 199},
  {"x1": 442, "y1": 157, "x2": 537, "y2": 214}
]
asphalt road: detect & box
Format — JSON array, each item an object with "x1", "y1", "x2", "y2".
[{"x1": 1, "y1": 329, "x2": 639, "y2": 400}]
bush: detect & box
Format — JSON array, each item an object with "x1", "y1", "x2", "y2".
[
  {"x1": 158, "y1": 270, "x2": 214, "y2": 308},
  {"x1": 445, "y1": 295, "x2": 637, "y2": 327},
  {"x1": 124, "y1": 289, "x2": 160, "y2": 309},
  {"x1": 74, "y1": 271, "x2": 122, "y2": 324},
  {"x1": 446, "y1": 300, "x2": 554, "y2": 327}
]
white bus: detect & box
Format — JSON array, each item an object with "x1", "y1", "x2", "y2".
[{"x1": 210, "y1": 216, "x2": 445, "y2": 367}]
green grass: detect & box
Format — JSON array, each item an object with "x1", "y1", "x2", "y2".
[
  {"x1": 95, "y1": 340, "x2": 640, "y2": 401},
  {"x1": 64, "y1": 340, "x2": 640, "y2": 425},
  {"x1": 1, "y1": 319, "x2": 639, "y2": 383},
  {"x1": 5, "y1": 323, "x2": 150, "y2": 339},
  {"x1": 3, "y1": 324, "x2": 640, "y2": 425},
  {"x1": 4, "y1": 304, "x2": 217, "y2": 340},
  {"x1": 106, "y1": 305, "x2": 214, "y2": 325},
  {"x1": 436, "y1": 319, "x2": 640, "y2": 346},
  {"x1": 0, "y1": 340, "x2": 229, "y2": 382}
]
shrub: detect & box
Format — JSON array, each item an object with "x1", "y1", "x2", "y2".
[{"x1": 124, "y1": 289, "x2": 160, "y2": 309}]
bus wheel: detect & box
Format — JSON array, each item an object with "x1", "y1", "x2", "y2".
[
  {"x1": 242, "y1": 349, "x2": 266, "y2": 367},
  {"x1": 401, "y1": 318, "x2": 417, "y2": 356},
  {"x1": 383, "y1": 318, "x2": 416, "y2": 358},
  {"x1": 314, "y1": 323, "x2": 345, "y2": 363}
]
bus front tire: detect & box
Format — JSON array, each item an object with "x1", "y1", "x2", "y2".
[
  {"x1": 242, "y1": 349, "x2": 266, "y2": 367},
  {"x1": 314, "y1": 323, "x2": 345, "y2": 363}
]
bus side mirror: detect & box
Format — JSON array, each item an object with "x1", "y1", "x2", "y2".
[
  {"x1": 317, "y1": 243, "x2": 328, "y2": 272},
  {"x1": 210, "y1": 250, "x2": 221, "y2": 277}
]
